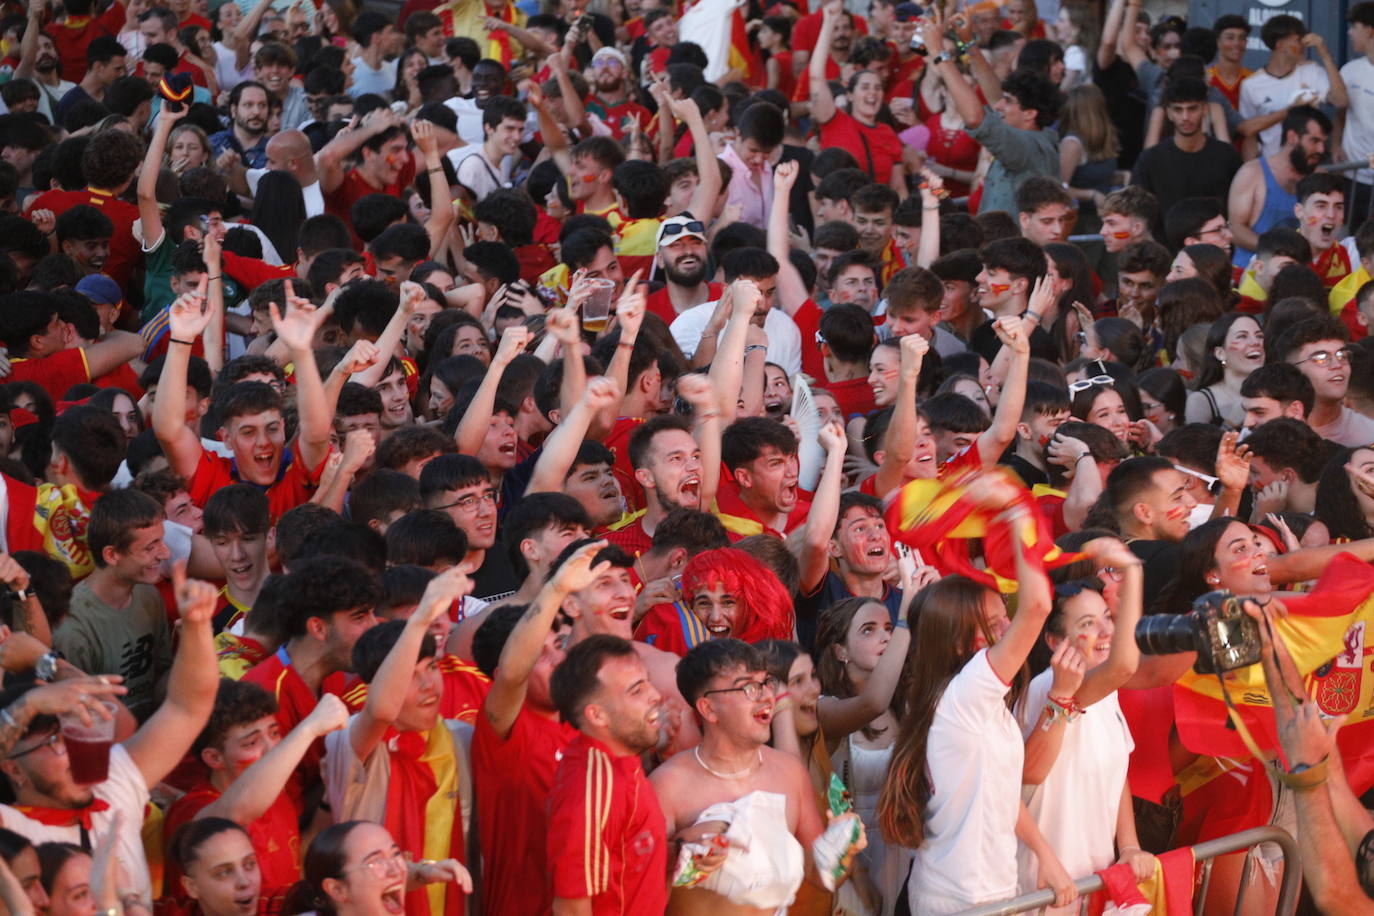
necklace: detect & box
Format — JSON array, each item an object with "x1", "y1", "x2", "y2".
[{"x1": 693, "y1": 746, "x2": 762, "y2": 780}]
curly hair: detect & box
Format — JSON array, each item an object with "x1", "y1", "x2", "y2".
[{"x1": 680, "y1": 548, "x2": 794, "y2": 644}]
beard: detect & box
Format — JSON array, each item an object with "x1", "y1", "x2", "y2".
[
  {"x1": 662, "y1": 257, "x2": 707, "y2": 287},
  {"x1": 1290, "y1": 143, "x2": 1321, "y2": 176},
  {"x1": 36, "y1": 56, "x2": 58, "y2": 72}
]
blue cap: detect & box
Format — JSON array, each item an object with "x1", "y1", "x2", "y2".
[
  {"x1": 75, "y1": 274, "x2": 122, "y2": 305},
  {"x1": 894, "y1": 3, "x2": 923, "y2": 21}
]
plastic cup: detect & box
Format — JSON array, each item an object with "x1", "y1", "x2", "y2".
[
  {"x1": 582, "y1": 279, "x2": 616, "y2": 332},
  {"x1": 60, "y1": 701, "x2": 118, "y2": 784}
]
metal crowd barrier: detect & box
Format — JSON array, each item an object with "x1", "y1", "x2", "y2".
[{"x1": 951, "y1": 826, "x2": 1301, "y2": 916}]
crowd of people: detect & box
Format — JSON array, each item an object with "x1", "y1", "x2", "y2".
[{"x1": 0, "y1": 0, "x2": 1371, "y2": 911}]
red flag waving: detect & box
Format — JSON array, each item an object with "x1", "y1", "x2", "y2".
[
  {"x1": 883, "y1": 468, "x2": 1083, "y2": 593},
  {"x1": 1173, "y1": 551, "x2": 1374, "y2": 794}
]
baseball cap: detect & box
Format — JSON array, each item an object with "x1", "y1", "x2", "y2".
[
  {"x1": 894, "y1": 3, "x2": 923, "y2": 22},
  {"x1": 75, "y1": 274, "x2": 123, "y2": 306},
  {"x1": 655, "y1": 214, "x2": 707, "y2": 248}
]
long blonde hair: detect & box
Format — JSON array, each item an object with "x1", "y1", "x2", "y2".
[{"x1": 1059, "y1": 84, "x2": 1119, "y2": 162}]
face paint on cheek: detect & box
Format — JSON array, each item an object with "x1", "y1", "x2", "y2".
[
  {"x1": 989, "y1": 283, "x2": 1011, "y2": 295},
  {"x1": 1110, "y1": 231, "x2": 1132, "y2": 240},
  {"x1": 1038, "y1": 434, "x2": 1051, "y2": 447},
  {"x1": 582, "y1": 173, "x2": 597, "y2": 183},
  {"x1": 1165, "y1": 505, "x2": 1188, "y2": 521},
  {"x1": 1228, "y1": 557, "x2": 1252, "y2": 572}
]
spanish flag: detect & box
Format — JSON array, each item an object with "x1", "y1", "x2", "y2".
[
  {"x1": 1172, "y1": 551, "x2": 1374, "y2": 795},
  {"x1": 883, "y1": 468, "x2": 1082, "y2": 594}
]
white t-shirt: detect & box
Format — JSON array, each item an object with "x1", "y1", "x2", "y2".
[
  {"x1": 1309, "y1": 405, "x2": 1374, "y2": 447},
  {"x1": 1342, "y1": 56, "x2": 1374, "y2": 184},
  {"x1": 1015, "y1": 670, "x2": 1133, "y2": 897},
  {"x1": 443, "y1": 96, "x2": 487, "y2": 145},
  {"x1": 1239, "y1": 62, "x2": 1331, "y2": 157},
  {"x1": 0, "y1": 745, "x2": 152, "y2": 902},
  {"x1": 212, "y1": 41, "x2": 254, "y2": 95},
  {"x1": 907, "y1": 649, "x2": 1023, "y2": 913},
  {"x1": 323, "y1": 717, "x2": 473, "y2": 848},
  {"x1": 455, "y1": 150, "x2": 512, "y2": 202},
  {"x1": 669, "y1": 302, "x2": 802, "y2": 376}
]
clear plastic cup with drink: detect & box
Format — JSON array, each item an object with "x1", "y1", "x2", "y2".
[
  {"x1": 582, "y1": 279, "x2": 616, "y2": 332},
  {"x1": 60, "y1": 701, "x2": 118, "y2": 784}
]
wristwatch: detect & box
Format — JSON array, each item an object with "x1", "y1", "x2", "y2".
[
  {"x1": 35, "y1": 651, "x2": 59, "y2": 682},
  {"x1": 933, "y1": 49, "x2": 956, "y2": 65}
]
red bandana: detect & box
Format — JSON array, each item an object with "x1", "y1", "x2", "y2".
[{"x1": 16, "y1": 798, "x2": 110, "y2": 830}]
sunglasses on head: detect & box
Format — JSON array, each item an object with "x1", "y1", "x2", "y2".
[
  {"x1": 1068, "y1": 374, "x2": 1114, "y2": 394},
  {"x1": 660, "y1": 220, "x2": 705, "y2": 239}
]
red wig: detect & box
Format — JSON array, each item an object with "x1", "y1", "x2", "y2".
[{"x1": 681, "y1": 548, "x2": 795, "y2": 643}]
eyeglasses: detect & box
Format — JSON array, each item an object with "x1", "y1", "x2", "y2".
[
  {"x1": 704, "y1": 676, "x2": 779, "y2": 701},
  {"x1": 6, "y1": 730, "x2": 61, "y2": 760},
  {"x1": 1295, "y1": 347, "x2": 1352, "y2": 368},
  {"x1": 434, "y1": 489, "x2": 498, "y2": 513},
  {"x1": 1068, "y1": 374, "x2": 1114, "y2": 394},
  {"x1": 346, "y1": 850, "x2": 406, "y2": 879}
]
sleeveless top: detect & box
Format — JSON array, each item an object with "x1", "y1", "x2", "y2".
[{"x1": 1235, "y1": 156, "x2": 1299, "y2": 267}]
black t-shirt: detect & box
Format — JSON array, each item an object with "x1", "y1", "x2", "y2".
[
  {"x1": 970, "y1": 319, "x2": 1058, "y2": 365},
  {"x1": 1092, "y1": 59, "x2": 1146, "y2": 169},
  {"x1": 471, "y1": 539, "x2": 519, "y2": 603},
  {"x1": 1129, "y1": 538, "x2": 1181, "y2": 615},
  {"x1": 794, "y1": 571, "x2": 905, "y2": 652},
  {"x1": 1130, "y1": 137, "x2": 1243, "y2": 236},
  {"x1": 1003, "y1": 453, "x2": 1048, "y2": 489}
]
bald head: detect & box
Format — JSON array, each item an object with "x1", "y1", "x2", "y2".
[{"x1": 266, "y1": 130, "x2": 315, "y2": 179}]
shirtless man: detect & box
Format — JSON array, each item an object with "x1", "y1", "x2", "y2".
[
  {"x1": 1228, "y1": 106, "x2": 1331, "y2": 264},
  {"x1": 550, "y1": 539, "x2": 701, "y2": 754},
  {"x1": 651, "y1": 639, "x2": 858, "y2": 916}
]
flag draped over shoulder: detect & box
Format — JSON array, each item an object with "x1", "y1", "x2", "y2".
[
  {"x1": 882, "y1": 469, "x2": 1082, "y2": 593},
  {"x1": 1173, "y1": 552, "x2": 1374, "y2": 794}
]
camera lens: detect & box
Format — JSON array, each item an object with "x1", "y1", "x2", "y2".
[{"x1": 1135, "y1": 614, "x2": 1196, "y2": 656}]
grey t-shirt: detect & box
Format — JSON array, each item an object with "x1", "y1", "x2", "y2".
[{"x1": 55, "y1": 582, "x2": 172, "y2": 721}]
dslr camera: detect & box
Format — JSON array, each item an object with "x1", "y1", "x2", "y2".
[{"x1": 1135, "y1": 590, "x2": 1262, "y2": 675}]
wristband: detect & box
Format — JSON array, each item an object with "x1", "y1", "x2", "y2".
[
  {"x1": 895, "y1": 619, "x2": 909, "y2": 629},
  {"x1": 744, "y1": 344, "x2": 768, "y2": 355},
  {"x1": 170, "y1": 337, "x2": 195, "y2": 346},
  {"x1": 207, "y1": 275, "x2": 221, "y2": 281},
  {"x1": 1278, "y1": 758, "x2": 1329, "y2": 790},
  {"x1": 1076, "y1": 453, "x2": 1093, "y2": 463}
]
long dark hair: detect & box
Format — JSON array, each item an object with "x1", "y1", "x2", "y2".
[
  {"x1": 250, "y1": 171, "x2": 308, "y2": 261},
  {"x1": 815, "y1": 596, "x2": 896, "y2": 739},
  {"x1": 1316, "y1": 446, "x2": 1374, "y2": 541},
  {"x1": 878, "y1": 576, "x2": 1019, "y2": 848},
  {"x1": 1045, "y1": 242, "x2": 1095, "y2": 361},
  {"x1": 1181, "y1": 243, "x2": 1235, "y2": 304},
  {"x1": 1158, "y1": 277, "x2": 1224, "y2": 361},
  {"x1": 1152, "y1": 517, "x2": 1235, "y2": 613},
  {"x1": 1191, "y1": 312, "x2": 1263, "y2": 391},
  {"x1": 284, "y1": 820, "x2": 370, "y2": 915},
  {"x1": 1137, "y1": 367, "x2": 1187, "y2": 429}
]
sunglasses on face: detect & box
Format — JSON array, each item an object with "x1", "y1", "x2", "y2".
[{"x1": 1296, "y1": 347, "x2": 1353, "y2": 368}]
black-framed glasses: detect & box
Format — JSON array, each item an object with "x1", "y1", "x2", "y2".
[
  {"x1": 7, "y1": 730, "x2": 61, "y2": 760},
  {"x1": 704, "y1": 676, "x2": 779, "y2": 701},
  {"x1": 433, "y1": 489, "x2": 498, "y2": 513},
  {"x1": 1295, "y1": 347, "x2": 1352, "y2": 368}
]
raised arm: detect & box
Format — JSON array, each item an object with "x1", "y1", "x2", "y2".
[
  {"x1": 484, "y1": 541, "x2": 609, "y2": 738},
  {"x1": 201, "y1": 231, "x2": 225, "y2": 375},
  {"x1": 1304, "y1": 33, "x2": 1348, "y2": 109},
  {"x1": 987, "y1": 497, "x2": 1053, "y2": 684},
  {"x1": 872, "y1": 334, "x2": 926, "y2": 497},
  {"x1": 411, "y1": 121, "x2": 455, "y2": 259},
  {"x1": 1097, "y1": 0, "x2": 1126, "y2": 70},
  {"x1": 922, "y1": 15, "x2": 986, "y2": 130},
  {"x1": 915, "y1": 172, "x2": 942, "y2": 268},
  {"x1": 1073, "y1": 540, "x2": 1142, "y2": 707},
  {"x1": 232, "y1": 0, "x2": 275, "y2": 71},
  {"x1": 807, "y1": 0, "x2": 842, "y2": 126},
  {"x1": 13, "y1": 0, "x2": 41, "y2": 81},
  {"x1": 1020, "y1": 639, "x2": 1086, "y2": 784},
  {"x1": 978, "y1": 313, "x2": 1034, "y2": 466},
  {"x1": 528, "y1": 81, "x2": 574, "y2": 175},
  {"x1": 527, "y1": 376, "x2": 622, "y2": 494},
  {"x1": 455, "y1": 325, "x2": 531, "y2": 455},
  {"x1": 153, "y1": 284, "x2": 213, "y2": 480},
  {"x1": 353, "y1": 282, "x2": 420, "y2": 388},
  {"x1": 678, "y1": 373, "x2": 722, "y2": 509},
  {"x1": 816, "y1": 555, "x2": 923, "y2": 744},
  {"x1": 317, "y1": 108, "x2": 402, "y2": 194},
  {"x1": 1117, "y1": 0, "x2": 1147, "y2": 69},
  {"x1": 123, "y1": 567, "x2": 219, "y2": 788},
  {"x1": 350, "y1": 567, "x2": 471, "y2": 760},
  {"x1": 487, "y1": 15, "x2": 557, "y2": 56},
  {"x1": 671, "y1": 98, "x2": 721, "y2": 218},
  {"x1": 269, "y1": 282, "x2": 334, "y2": 470},
  {"x1": 200, "y1": 694, "x2": 349, "y2": 824},
  {"x1": 706, "y1": 280, "x2": 759, "y2": 416},
  {"x1": 768, "y1": 162, "x2": 809, "y2": 315},
  {"x1": 139, "y1": 104, "x2": 188, "y2": 248},
  {"x1": 797, "y1": 421, "x2": 850, "y2": 594},
  {"x1": 602, "y1": 275, "x2": 646, "y2": 412}
]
